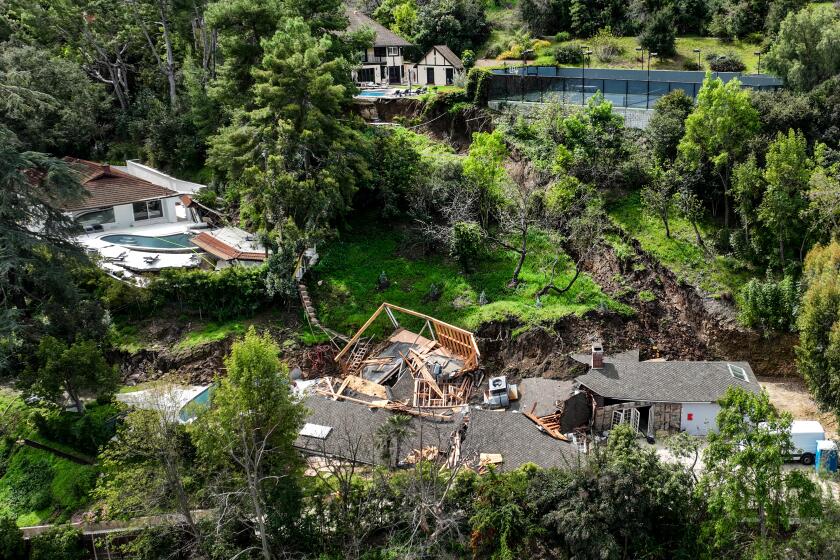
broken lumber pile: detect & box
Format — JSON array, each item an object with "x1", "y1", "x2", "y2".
[{"x1": 524, "y1": 404, "x2": 569, "y2": 441}]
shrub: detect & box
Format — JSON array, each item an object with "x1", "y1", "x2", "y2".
[
  {"x1": 0, "y1": 515, "x2": 23, "y2": 560},
  {"x1": 591, "y1": 27, "x2": 625, "y2": 63},
  {"x1": 532, "y1": 39, "x2": 552, "y2": 53},
  {"x1": 484, "y1": 42, "x2": 504, "y2": 59},
  {"x1": 737, "y1": 276, "x2": 799, "y2": 332},
  {"x1": 706, "y1": 51, "x2": 746, "y2": 72},
  {"x1": 32, "y1": 403, "x2": 120, "y2": 455},
  {"x1": 450, "y1": 221, "x2": 484, "y2": 271},
  {"x1": 30, "y1": 525, "x2": 85, "y2": 560},
  {"x1": 461, "y1": 49, "x2": 476, "y2": 69},
  {"x1": 744, "y1": 32, "x2": 763, "y2": 45},
  {"x1": 555, "y1": 31, "x2": 570, "y2": 42},
  {"x1": 466, "y1": 67, "x2": 492, "y2": 106},
  {"x1": 638, "y1": 290, "x2": 656, "y2": 302},
  {"x1": 554, "y1": 43, "x2": 584, "y2": 64},
  {"x1": 149, "y1": 265, "x2": 272, "y2": 320}
]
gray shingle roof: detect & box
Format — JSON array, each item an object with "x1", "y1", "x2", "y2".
[
  {"x1": 432, "y1": 45, "x2": 463, "y2": 69},
  {"x1": 575, "y1": 361, "x2": 760, "y2": 403},
  {"x1": 295, "y1": 395, "x2": 455, "y2": 465},
  {"x1": 346, "y1": 8, "x2": 412, "y2": 47},
  {"x1": 461, "y1": 409, "x2": 581, "y2": 471},
  {"x1": 511, "y1": 378, "x2": 574, "y2": 417}
]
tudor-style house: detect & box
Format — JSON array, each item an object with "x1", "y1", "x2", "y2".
[
  {"x1": 414, "y1": 45, "x2": 465, "y2": 86},
  {"x1": 346, "y1": 8, "x2": 412, "y2": 86}
]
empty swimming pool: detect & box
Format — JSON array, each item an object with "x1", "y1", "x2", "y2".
[{"x1": 101, "y1": 232, "x2": 196, "y2": 251}]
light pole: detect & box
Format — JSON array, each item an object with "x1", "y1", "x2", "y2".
[
  {"x1": 693, "y1": 48, "x2": 701, "y2": 71},
  {"x1": 754, "y1": 51, "x2": 762, "y2": 74},
  {"x1": 635, "y1": 46, "x2": 644, "y2": 70},
  {"x1": 646, "y1": 52, "x2": 658, "y2": 109},
  {"x1": 580, "y1": 45, "x2": 591, "y2": 105}
]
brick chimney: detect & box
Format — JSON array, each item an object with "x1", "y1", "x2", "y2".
[{"x1": 591, "y1": 342, "x2": 604, "y2": 369}]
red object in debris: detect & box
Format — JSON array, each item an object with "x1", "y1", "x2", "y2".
[{"x1": 687, "y1": 413, "x2": 694, "y2": 421}]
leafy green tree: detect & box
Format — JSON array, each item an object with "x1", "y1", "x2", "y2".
[
  {"x1": 413, "y1": 0, "x2": 490, "y2": 54},
  {"x1": 737, "y1": 275, "x2": 799, "y2": 332},
  {"x1": 702, "y1": 387, "x2": 820, "y2": 549},
  {"x1": 21, "y1": 336, "x2": 117, "y2": 413},
  {"x1": 461, "y1": 49, "x2": 476, "y2": 69},
  {"x1": 30, "y1": 525, "x2": 84, "y2": 560},
  {"x1": 636, "y1": 2, "x2": 677, "y2": 57},
  {"x1": 462, "y1": 130, "x2": 507, "y2": 230},
  {"x1": 470, "y1": 465, "x2": 536, "y2": 560},
  {"x1": 758, "y1": 129, "x2": 812, "y2": 268},
  {"x1": 208, "y1": 17, "x2": 368, "y2": 237},
  {"x1": 765, "y1": 5, "x2": 840, "y2": 92},
  {"x1": 0, "y1": 43, "x2": 107, "y2": 155},
  {"x1": 806, "y1": 145, "x2": 840, "y2": 241},
  {"x1": 450, "y1": 221, "x2": 485, "y2": 272},
  {"x1": 392, "y1": 0, "x2": 418, "y2": 37},
  {"x1": 96, "y1": 388, "x2": 205, "y2": 556},
  {"x1": 193, "y1": 327, "x2": 306, "y2": 560},
  {"x1": 678, "y1": 74, "x2": 760, "y2": 228},
  {"x1": 732, "y1": 155, "x2": 765, "y2": 253},
  {"x1": 673, "y1": 188, "x2": 708, "y2": 251},
  {"x1": 796, "y1": 241, "x2": 840, "y2": 419},
  {"x1": 0, "y1": 516, "x2": 23, "y2": 560},
  {"x1": 519, "y1": 0, "x2": 570, "y2": 36},
  {"x1": 648, "y1": 89, "x2": 694, "y2": 161},
  {"x1": 641, "y1": 165, "x2": 675, "y2": 238}
]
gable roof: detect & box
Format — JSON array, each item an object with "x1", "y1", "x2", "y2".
[
  {"x1": 191, "y1": 227, "x2": 267, "y2": 262},
  {"x1": 431, "y1": 45, "x2": 463, "y2": 69},
  {"x1": 345, "y1": 7, "x2": 412, "y2": 47},
  {"x1": 575, "y1": 361, "x2": 760, "y2": 403},
  {"x1": 461, "y1": 409, "x2": 580, "y2": 471},
  {"x1": 60, "y1": 158, "x2": 179, "y2": 212}
]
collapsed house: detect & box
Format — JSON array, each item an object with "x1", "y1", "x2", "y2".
[{"x1": 572, "y1": 343, "x2": 761, "y2": 436}]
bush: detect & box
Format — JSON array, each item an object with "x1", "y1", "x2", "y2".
[
  {"x1": 32, "y1": 403, "x2": 120, "y2": 455},
  {"x1": 461, "y1": 49, "x2": 476, "y2": 70},
  {"x1": 149, "y1": 265, "x2": 272, "y2": 320},
  {"x1": 484, "y1": 42, "x2": 504, "y2": 59},
  {"x1": 450, "y1": 221, "x2": 485, "y2": 271},
  {"x1": 555, "y1": 31, "x2": 570, "y2": 42},
  {"x1": 554, "y1": 43, "x2": 584, "y2": 64},
  {"x1": 591, "y1": 27, "x2": 625, "y2": 63},
  {"x1": 30, "y1": 525, "x2": 85, "y2": 560},
  {"x1": 737, "y1": 276, "x2": 799, "y2": 332},
  {"x1": 0, "y1": 515, "x2": 23, "y2": 560},
  {"x1": 466, "y1": 67, "x2": 492, "y2": 106},
  {"x1": 706, "y1": 51, "x2": 746, "y2": 72}
]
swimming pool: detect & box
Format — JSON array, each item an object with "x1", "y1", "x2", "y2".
[
  {"x1": 179, "y1": 385, "x2": 215, "y2": 423},
  {"x1": 101, "y1": 232, "x2": 196, "y2": 251},
  {"x1": 357, "y1": 89, "x2": 393, "y2": 97}
]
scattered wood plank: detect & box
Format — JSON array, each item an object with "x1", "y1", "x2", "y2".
[
  {"x1": 344, "y1": 375, "x2": 389, "y2": 400},
  {"x1": 333, "y1": 377, "x2": 351, "y2": 401}
]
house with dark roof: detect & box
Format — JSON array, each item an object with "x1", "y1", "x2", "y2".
[
  {"x1": 573, "y1": 343, "x2": 762, "y2": 436},
  {"x1": 413, "y1": 45, "x2": 464, "y2": 86},
  {"x1": 61, "y1": 158, "x2": 186, "y2": 231},
  {"x1": 346, "y1": 8, "x2": 412, "y2": 86}
]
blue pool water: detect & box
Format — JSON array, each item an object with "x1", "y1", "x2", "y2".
[
  {"x1": 102, "y1": 232, "x2": 195, "y2": 250},
  {"x1": 179, "y1": 385, "x2": 215, "y2": 423},
  {"x1": 358, "y1": 90, "x2": 390, "y2": 97}
]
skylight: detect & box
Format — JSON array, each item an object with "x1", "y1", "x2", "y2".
[
  {"x1": 299, "y1": 423, "x2": 332, "y2": 439},
  {"x1": 728, "y1": 364, "x2": 748, "y2": 382}
]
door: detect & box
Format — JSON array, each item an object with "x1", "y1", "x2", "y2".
[
  {"x1": 446, "y1": 68, "x2": 454, "y2": 85},
  {"x1": 426, "y1": 67, "x2": 435, "y2": 85},
  {"x1": 388, "y1": 65, "x2": 402, "y2": 84},
  {"x1": 630, "y1": 408, "x2": 641, "y2": 433}
]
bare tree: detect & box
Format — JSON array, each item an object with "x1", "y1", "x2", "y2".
[
  {"x1": 127, "y1": 0, "x2": 179, "y2": 107},
  {"x1": 536, "y1": 203, "x2": 605, "y2": 297}
]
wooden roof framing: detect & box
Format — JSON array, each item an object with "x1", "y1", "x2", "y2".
[{"x1": 335, "y1": 303, "x2": 480, "y2": 371}]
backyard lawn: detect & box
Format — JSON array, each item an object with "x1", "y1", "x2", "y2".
[
  {"x1": 608, "y1": 191, "x2": 756, "y2": 298},
  {"x1": 309, "y1": 221, "x2": 631, "y2": 338}
]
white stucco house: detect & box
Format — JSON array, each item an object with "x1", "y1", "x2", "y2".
[
  {"x1": 413, "y1": 45, "x2": 464, "y2": 86},
  {"x1": 61, "y1": 158, "x2": 190, "y2": 231},
  {"x1": 573, "y1": 344, "x2": 761, "y2": 436},
  {"x1": 346, "y1": 8, "x2": 412, "y2": 86}
]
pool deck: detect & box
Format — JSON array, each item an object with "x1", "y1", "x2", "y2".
[{"x1": 76, "y1": 222, "x2": 210, "y2": 284}]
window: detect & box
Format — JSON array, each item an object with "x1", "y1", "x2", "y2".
[
  {"x1": 728, "y1": 363, "x2": 749, "y2": 382},
  {"x1": 357, "y1": 67, "x2": 375, "y2": 83},
  {"x1": 373, "y1": 46, "x2": 386, "y2": 58},
  {"x1": 77, "y1": 207, "x2": 115, "y2": 227},
  {"x1": 387, "y1": 46, "x2": 400, "y2": 56},
  {"x1": 133, "y1": 199, "x2": 164, "y2": 222}
]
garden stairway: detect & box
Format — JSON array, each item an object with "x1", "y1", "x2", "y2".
[{"x1": 297, "y1": 283, "x2": 350, "y2": 347}]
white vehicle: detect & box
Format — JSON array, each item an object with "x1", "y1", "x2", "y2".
[{"x1": 789, "y1": 420, "x2": 825, "y2": 465}]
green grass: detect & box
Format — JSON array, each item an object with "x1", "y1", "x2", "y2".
[
  {"x1": 111, "y1": 323, "x2": 145, "y2": 354},
  {"x1": 607, "y1": 191, "x2": 756, "y2": 298},
  {"x1": 483, "y1": 28, "x2": 765, "y2": 73},
  {"x1": 174, "y1": 319, "x2": 247, "y2": 350},
  {"x1": 310, "y1": 221, "x2": 632, "y2": 338}
]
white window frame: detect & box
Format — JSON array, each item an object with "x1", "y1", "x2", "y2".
[
  {"x1": 387, "y1": 46, "x2": 400, "y2": 56},
  {"x1": 728, "y1": 363, "x2": 749, "y2": 382}
]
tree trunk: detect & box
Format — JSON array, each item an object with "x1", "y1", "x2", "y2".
[
  {"x1": 779, "y1": 234, "x2": 785, "y2": 270},
  {"x1": 163, "y1": 455, "x2": 205, "y2": 557},
  {"x1": 509, "y1": 227, "x2": 528, "y2": 287},
  {"x1": 537, "y1": 264, "x2": 581, "y2": 297},
  {"x1": 662, "y1": 213, "x2": 671, "y2": 238},
  {"x1": 691, "y1": 220, "x2": 707, "y2": 252},
  {"x1": 158, "y1": 0, "x2": 178, "y2": 107},
  {"x1": 66, "y1": 386, "x2": 84, "y2": 414}
]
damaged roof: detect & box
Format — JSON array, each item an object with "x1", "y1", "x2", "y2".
[
  {"x1": 295, "y1": 395, "x2": 456, "y2": 465},
  {"x1": 576, "y1": 361, "x2": 760, "y2": 403},
  {"x1": 461, "y1": 409, "x2": 580, "y2": 472},
  {"x1": 191, "y1": 227, "x2": 267, "y2": 261},
  {"x1": 512, "y1": 378, "x2": 575, "y2": 417}
]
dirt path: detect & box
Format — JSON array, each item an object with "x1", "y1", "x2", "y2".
[{"x1": 759, "y1": 376, "x2": 838, "y2": 439}]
